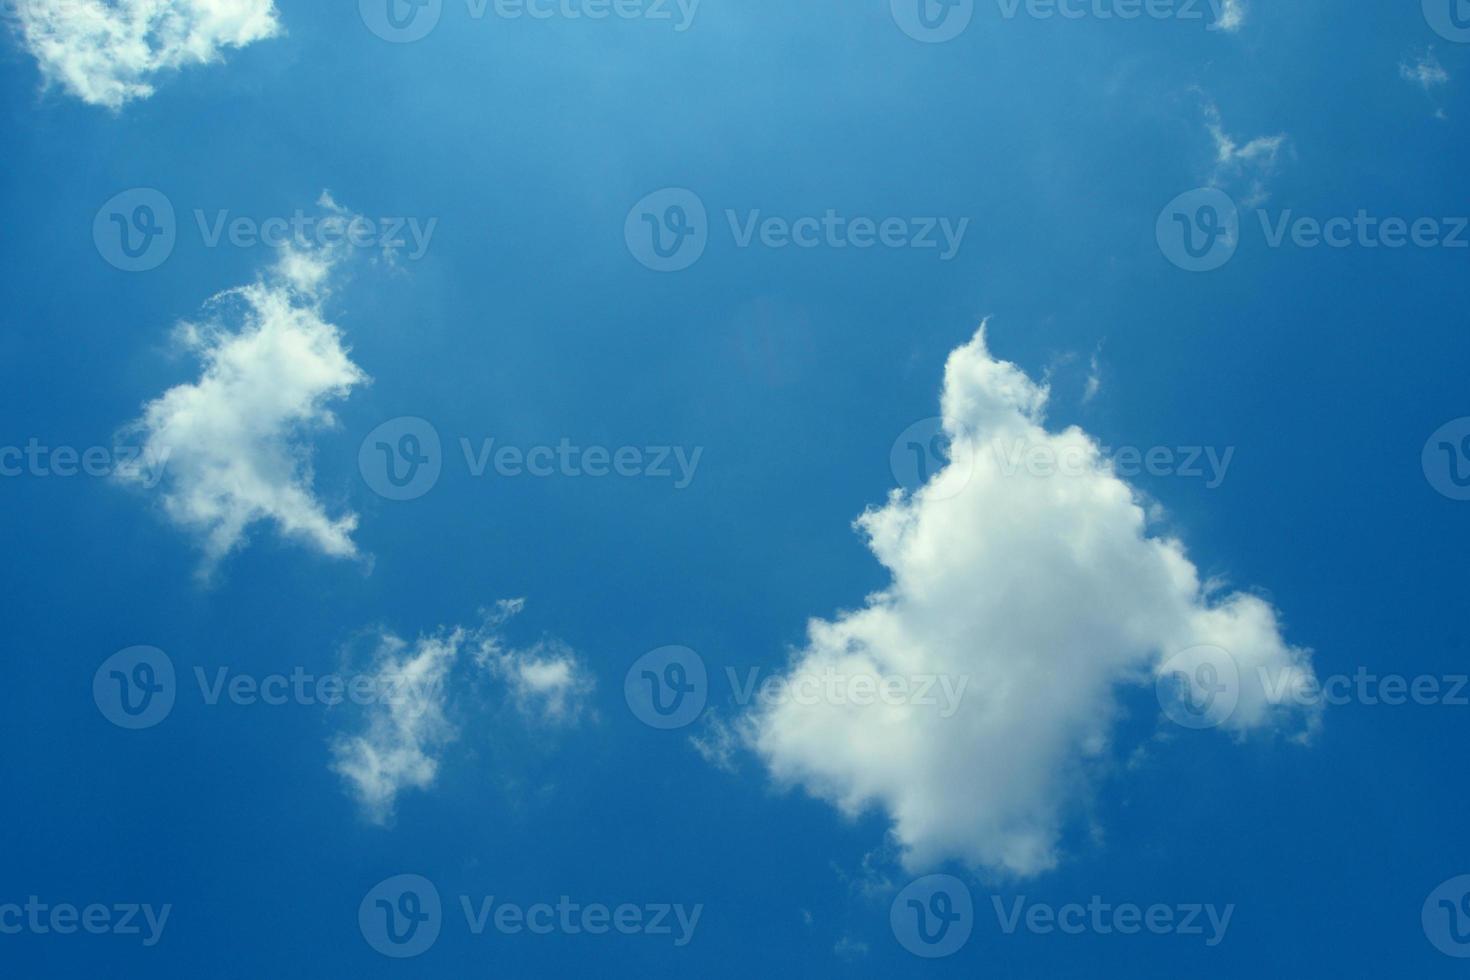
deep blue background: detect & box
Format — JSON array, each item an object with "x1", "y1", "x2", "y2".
[{"x1": 1, "y1": 0, "x2": 1468, "y2": 974}]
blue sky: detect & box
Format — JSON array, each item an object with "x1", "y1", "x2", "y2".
[{"x1": 2, "y1": 0, "x2": 1470, "y2": 975}]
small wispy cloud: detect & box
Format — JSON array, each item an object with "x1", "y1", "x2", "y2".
[
  {"x1": 1401, "y1": 50, "x2": 1451, "y2": 91},
  {"x1": 1400, "y1": 49, "x2": 1451, "y2": 119},
  {"x1": 1082, "y1": 345, "x2": 1104, "y2": 405},
  {"x1": 690, "y1": 713, "x2": 741, "y2": 773},
  {"x1": 332, "y1": 602, "x2": 595, "y2": 825},
  {"x1": 1204, "y1": 101, "x2": 1288, "y2": 207},
  {"x1": 329, "y1": 628, "x2": 460, "y2": 827},
  {"x1": 1210, "y1": 0, "x2": 1245, "y2": 33}
]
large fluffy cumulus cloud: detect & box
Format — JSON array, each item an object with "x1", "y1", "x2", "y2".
[
  {"x1": 12, "y1": 0, "x2": 280, "y2": 109},
  {"x1": 744, "y1": 325, "x2": 1318, "y2": 878}
]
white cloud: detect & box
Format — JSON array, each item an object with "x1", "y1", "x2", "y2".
[
  {"x1": 481, "y1": 637, "x2": 596, "y2": 726},
  {"x1": 332, "y1": 603, "x2": 594, "y2": 824},
  {"x1": 1204, "y1": 102, "x2": 1287, "y2": 206},
  {"x1": 1082, "y1": 346, "x2": 1103, "y2": 404},
  {"x1": 330, "y1": 629, "x2": 459, "y2": 827},
  {"x1": 115, "y1": 229, "x2": 367, "y2": 577},
  {"x1": 11, "y1": 0, "x2": 280, "y2": 109},
  {"x1": 690, "y1": 714, "x2": 740, "y2": 773},
  {"x1": 1401, "y1": 50, "x2": 1450, "y2": 91},
  {"x1": 1211, "y1": 0, "x2": 1245, "y2": 33},
  {"x1": 742, "y1": 325, "x2": 1318, "y2": 878}
]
